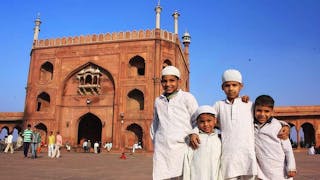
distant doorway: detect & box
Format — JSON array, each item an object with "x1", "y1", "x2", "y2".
[
  {"x1": 78, "y1": 113, "x2": 102, "y2": 146},
  {"x1": 126, "y1": 123, "x2": 143, "y2": 148}
]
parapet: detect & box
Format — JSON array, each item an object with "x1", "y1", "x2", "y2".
[{"x1": 33, "y1": 29, "x2": 179, "y2": 48}]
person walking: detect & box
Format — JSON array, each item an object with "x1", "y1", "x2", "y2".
[
  {"x1": 47, "y1": 131, "x2": 55, "y2": 157},
  {"x1": 15, "y1": 133, "x2": 23, "y2": 150},
  {"x1": 31, "y1": 127, "x2": 41, "y2": 159},
  {"x1": 52, "y1": 131, "x2": 62, "y2": 158},
  {"x1": 94, "y1": 141, "x2": 99, "y2": 154},
  {"x1": 22, "y1": 124, "x2": 33, "y2": 158},
  {"x1": 4, "y1": 132, "x2": 14, "y2": 154}
]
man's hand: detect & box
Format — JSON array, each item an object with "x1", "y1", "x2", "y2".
[
  {"x1": 189, "y1": 134, "x2": 200, "y2": 150},
  {"x1": 287, "y1": 171, "x2": 296, "y2": 177},
  {"x1": 278, "y1": 125, "x2": 290, "y2": 140}
]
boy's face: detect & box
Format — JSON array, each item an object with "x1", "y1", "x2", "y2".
[
  {"x1": 222, "y1": 81, "x2": 243, "y2": 100},
  {"x1": 197, "y1": 113, "x2": 216, "y2": 134},
  {"x1": 161, "y1": 75, "x2": 180, "y2": 94},
  {"x1": 254, "y1": 105, "x2": 274, "y2": 124}
]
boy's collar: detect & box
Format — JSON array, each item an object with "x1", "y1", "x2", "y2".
[
  {"x1": 225, "y1": 96, "x2": 241, "y2": 104},
  {"x1": 199, "y1": 128, "x2": 216, "y2": 135},
  {"x1": 254, "y1": 117, "x2": 273, "y2": 125},
  {"x1": 163, "y1": 89, "x2": 180, "y2": 100}
]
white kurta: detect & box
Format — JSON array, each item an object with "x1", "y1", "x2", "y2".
[
  {"x1": 214, "y1": 97, "x2": 258, "y2": 179},
  {"x1": 255, "y1": 118, "x2": 296, "y2": 180},
  {"x1": 183, "y1": 131, "x2": 222, "y2": 180},
  {"x1": 150, "y1": 89, "x2": 198, "y2": 180}
]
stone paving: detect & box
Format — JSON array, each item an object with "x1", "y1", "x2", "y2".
[{"x1": 0, "y1": 150, "x2": 319, "y2": 180}]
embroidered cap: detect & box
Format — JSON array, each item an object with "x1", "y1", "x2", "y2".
[
  {"x1": 161, "y1": 66, "x2": 180, "y2": 79},
  {"x1": 222, "y1": 69, "x2": 242, "y2": 83}
]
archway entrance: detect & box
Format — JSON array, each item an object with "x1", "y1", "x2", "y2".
[
  {"x1": 301, "y1": 123, "x2": 315, "y2": 147},
  {"x1": 78, "y1": 113, "x2": 102, "y2": 146},
  {"x1": 35, "y1": 123, "x2": 47, "y2": 143},
  {"x1": 126, "y1": 123, "x2": 143, "y2": 148}
]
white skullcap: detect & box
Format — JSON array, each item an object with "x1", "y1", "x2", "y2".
[
  {"x1": 193, "y1": 105, "x2": 216, "y2": 121},
  {"x1": 222, "y1": 69, "x2": 242, "y2": 83},
  {"x1": 161, "y1": 66, "x2": 180, "y2": 79}
]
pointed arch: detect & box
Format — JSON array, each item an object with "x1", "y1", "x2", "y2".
[
  {"x1": 128, "y1": 55, "x2": 145, "y2": 76},
  {"x1": 77, "y1": 113, "x2": 102, "y2": 145},
  {"x1": 301, "y1": 123, "x2": 315, "y2": 148},
  {"x1": 127, "y1": 89, "x2": 144, "y2": 111},
  {"x1": 62, "y1": 62, "x2": 115, "y2": 96},
  {"x1": 35, "y1": 123, "x2": 48, "y2": 143},
  {"x1": 162, "y1": 59, "x2": 172, "y2": 69},
  {"x1": 40, "y1": 61, "x2": 54, "y2": 81},
  {"x1": 126, "y1": 123, "x2": 144, "y2": 148},
  {"x1": 36, "y1": 92, "x2": 50, "y2": 111},
  {"x1": 0, "y1": 126, "x2": 9, "y2": 140},
  {"x1": 288, "y1": 123, "x2": 298, "y2": 148}
]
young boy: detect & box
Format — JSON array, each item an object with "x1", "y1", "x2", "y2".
[
  {"x1": 150, "y1": 65, "x2": 198, "y2": 180},
  {"x1": 254, "y1": 95, "x2": 296, "y2": 179},
  {"x1": 183, "y1": 105, "x2": 222, "y2": 180}
]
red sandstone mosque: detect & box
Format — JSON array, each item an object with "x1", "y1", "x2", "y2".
[{"x1": 0, "y1": 4, "x2": 319, "y2": 152}]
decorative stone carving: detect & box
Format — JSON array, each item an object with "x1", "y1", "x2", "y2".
[{"x1": 76, "y1": 66, "x2": 102, "y2": 95}]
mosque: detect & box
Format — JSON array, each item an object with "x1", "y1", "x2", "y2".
[{"x1": 0, "y1": 4, "x2": 319, "y2": 152}]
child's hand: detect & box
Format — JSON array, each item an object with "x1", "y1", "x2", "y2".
[
  {"x1": 278, "y1": 126, "x2": 290, "y2": 140},
  {"x1": 189, "y1": 134, "x2": 200, "y2": 150},
  {"x1": 241, "y1": 95, "x2": 249, "y2": 103},
  {"x1": 287, "y1": 171, "x2": 296, "y2": 177}
]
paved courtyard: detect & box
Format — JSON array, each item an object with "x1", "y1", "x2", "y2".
[{"x1": 0, "y1": 150, "x2": 319, "y2": 180}]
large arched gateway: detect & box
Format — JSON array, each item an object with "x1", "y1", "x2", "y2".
[{"x1": 78, "y1": 113, "x2": 102, "y2": 145}]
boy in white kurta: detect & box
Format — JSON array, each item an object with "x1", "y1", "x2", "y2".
[
  {"x1": 183, "y1": 106, "x2": 222, "y2": 180},
  {"x1": 254, "y1": 95, "x2": 296, "y2": 180},
  {"x1": 150, "y1": 66, "x2": 198, "y2": 180}
]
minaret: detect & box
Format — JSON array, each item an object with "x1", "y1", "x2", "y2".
[
  {"x1": 182, "y1": 31, "x2": 191, "y2": 61},
  {"x1": 155, "y1": 2, "x2": 162, "y2": 29},
  {"x1": 33, "y1": 13, "x2": 41, "y2": 41},
  {"x1": 172, "y1": 10, "x2": 180, "y2": 34}
]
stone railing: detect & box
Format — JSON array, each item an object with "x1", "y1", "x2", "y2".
[{"x1": 33, "y1": 29, "x2": 178, "y2": 48}]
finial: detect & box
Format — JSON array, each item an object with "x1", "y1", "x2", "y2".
[{"x1": 182, "y1": 30, "x2": 191, "y2": 44}]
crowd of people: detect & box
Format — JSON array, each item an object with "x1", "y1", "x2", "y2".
[
  {"x1": 150, "y1": 66, "x2": 297, "y2": 180},
  {"x1": 0, "y1": 127, "x2": 118, "y2": 157}
]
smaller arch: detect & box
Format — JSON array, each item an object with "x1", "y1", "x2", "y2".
[
  {"x1": 85, "y1": 75, "x2": 93, "y2": 84},
  {"x1": 126, "y1": 123, "x2": 144, "y2": 148},
  {"x1": 36, "y1": 92, "x2": 51, "y2": 111},
  {"x1": 162, "y1": 59, "x2": 172, "y2": 69},
  {"x1": 288, "y1": 123, "x2": 298, "y2": 148},
  {"x1": 40, "y1": 61, "x2": 54, "y2": 82},
  {"x1": 0, "y1": 126, "x2": 9, "y2": 140},
  {"x1": 301, "y1": 122, "x2": 315, "y2": 148},
  {"x1": 35, "y1": 123, "x2": 48, "y2": 144},
  {"x1": 35, "y1": 123, "x2": 48, "y2": 133},
  {"x1": 129, "y1": 55, "x2": 145, "y2": 76},
  {"x1": 127, "y1": 89, "x2": 144, "y2": 111}
]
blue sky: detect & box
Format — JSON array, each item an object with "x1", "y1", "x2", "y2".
[{"x1": 0, "y1": 0, "x2": 319, "y2": 112}]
